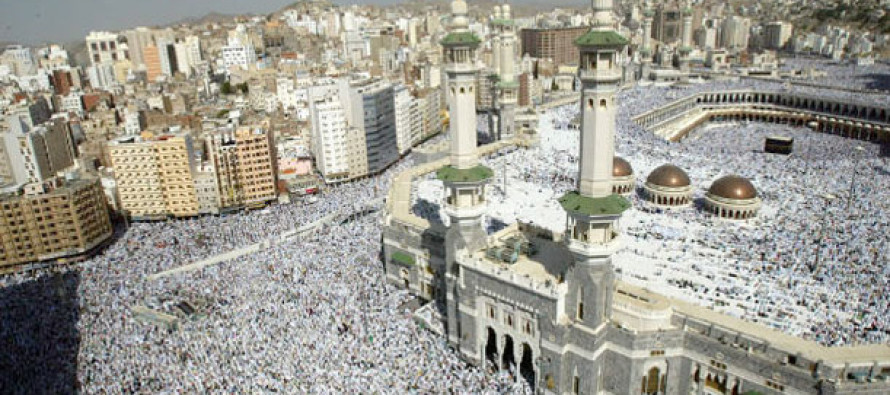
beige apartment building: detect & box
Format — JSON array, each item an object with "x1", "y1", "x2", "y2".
[
  {"x1": 0, "y1": 176, "x2": 112, "y2": 270},
  {"x1": 206, "y1": 126, "x2": 277, "y2": 209},
  {"x1": 108, "y1": 134, "x2": 198, "y2": 219},
  {"x1": 233, "y1": 127, "x2": 277, "y2": 206}
]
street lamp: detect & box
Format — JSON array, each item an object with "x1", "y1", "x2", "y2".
[
  {"x1": 846, "y1": 145, "x2": 865, "y2": 210},
  {"x1": 810, "y1": 193, "x2": 836, "y2": 273}
]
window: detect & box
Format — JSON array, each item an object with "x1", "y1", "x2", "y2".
[
  {"x1": 573, "y1": 376, "x2": 580, "y2": 394},
  {"x1": 577, "y1": 300, "x2": 584, "y2": 320}
]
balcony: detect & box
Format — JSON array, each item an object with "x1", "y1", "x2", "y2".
[{"x1": 578, "y1": 68, "x2": 621, "y2": 83}]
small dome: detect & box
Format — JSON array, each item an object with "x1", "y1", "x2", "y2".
[
  {"x1": 613, "y1": 157, "x2": 633, "y2": 177},
  {"x1": 708, "y1": 175, "x2": 758, "y2": 200},
  {"x1": 646, "y1": 164, "x2": 690, "y2": 188}
]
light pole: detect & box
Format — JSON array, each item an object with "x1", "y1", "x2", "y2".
[
  {"x1": 810, "y1": 193, "x2": 836, "y2": 273},
  {"x1": 846, "y1": 145, "x2": 865, "y2": 210}
]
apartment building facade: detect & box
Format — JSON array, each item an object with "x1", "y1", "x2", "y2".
[
  {"x1": 519, "y1": 26, "x2": 588, "y2": 66},
  {"x1": 205, "y1": 127, "x2": 278, "y2": 209},
  {"x1": 108, "y1": 134, "x2": 198, "y2": 219},
  {"x1": 0, "y1": 176, "x2": 112, "y2": 269}
]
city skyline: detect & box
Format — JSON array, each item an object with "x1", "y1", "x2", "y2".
[{"x1": 0, "y1": 0, "x2": 581, "y2": 45}]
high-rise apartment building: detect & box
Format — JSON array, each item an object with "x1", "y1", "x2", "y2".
[
  {"x1": 0, "y1": 45, "x2": 37, "y2": 77},
  {"x1": 85, "y1": 31, "x2": 129, "y2": 65},
  {"x1": 339, "y1": 78, "x2": 399, "y2": 175},
  {"x1": 2, "y1": 117, "x2": 77, "y2": 186},
  {"x1": 652, "y1": 4, "x2": 683, "y2": 44},
  {"x1": 173, "y1": 36, "x2": 202, "y2": 78},
  {"x1": 519, "y1": 26, "x2": 589, "y2": 66},
  {"x1": 415, "y1": 88, "x2": 444, "y2": 141},
  {"x1": 142, "y1": 44, "x2": 163, "y2": 82},
  {"x1": 205, "y1": 127, "x2": 277, "y2": 209},
  {"x1": 721, "y1": 16, "x2": 751, "y2": 50},
  {"x1": 309, "y1": 97, "x2": 351, "y2": 181},
  {"x1": 193, "y1": 164, "x2": 220, "y2": 215},
  {"x1": 394, "y1": 84, "x2": 422, "y2": 155},
  {"x1": 0, "y1": 175, "x2": 112, "y2": 269},
  {"x1": 87, "y1": 62, "x2": 117, "y2": 90},
  {"x1": 221, "y1": 25, "x2": 256, "y2": 71},
  {"x1": 108, "y1": 134, "x2": 198, "y2": 219},
  {"x1": 121, "y1": 27, "x2": 175, "y2": 68},
  {"x1": 233, "y1": 127, "x2": 277, "y2": 206},
  {"x1": 764, "y1": 21, "x2": 793, "y2": 50}
]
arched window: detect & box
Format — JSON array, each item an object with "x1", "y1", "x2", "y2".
[
  {"x1": 600, "y1": 99, "x2": 607, "y2": 109},
  {"x1": 643, "y1": 366, "x2": 663, "y2": 394}
]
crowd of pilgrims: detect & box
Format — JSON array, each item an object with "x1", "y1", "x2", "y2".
[
  {"x1": 415, "y1": 77, "x2": 889, "y2": 348},
  {"x1": 0, "y1": 157, "x2": 533, "y2": 393},
  {"x1": 1, "y1": 68, "x2": 888, "y2": 392}
]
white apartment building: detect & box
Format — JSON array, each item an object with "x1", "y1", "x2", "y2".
[
  {"x1": 0, "y1": 45, "x2": 37, "y2": 76},
  {"x1": 173, "y1": 36, "x2": 202, "y2": 78},
  {"x1": 2, "y1": 117, "x2": 76, "y2": 186},
  {"x1": 123, "y1": 109, "x2": 144, "y2": 135},
  {"x1": 60, "y1": 91, "x2": 84, "y2": 115},
  {"x1": 338, "y1": 78, "x2": 398, "y2": 175},
  {"x1": 87, "y1": 62, "x2": 117, "y2": 90},
  {"x1": 85, "y1": 31, "x2": 129, "y2": 65},
  {"x1": 284, "y1": 11, "x2": 321, "y2": 35},
  {"x1": 393, "y1": 84, "x2": 421, "y2": 155},
  {"x1": 310, "y1": 97, "x2": 350, "y2": 181},
  {"x1": 221, "y1": 26, "x2": 256, "y2": 71}
]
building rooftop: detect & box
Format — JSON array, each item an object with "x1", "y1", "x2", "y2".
[
  {"x1": 440, "y1": 32, "x2": 481, "y2": 46},
  {"x1": 436, "y1": 164, "x2": 493, "y2": 183},
  {"x1": 469, "y1": 225, "x2": 572, "y2": 289},
  {"x1": 558, "y1": 191, "x2": 631, "y2": 216},
  {"x1": 574, "y1": 30, "x2": 629, "y2": 47}
]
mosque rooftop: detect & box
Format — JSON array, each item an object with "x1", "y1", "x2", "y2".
[
  {"x1": 436, "y1": 164, "x2": 493, "y2": 183},
  {"x1": 574, "y1": 30, "x2": 629, "y2": 47},
  {"x1": 441, "y1": 32, "x2": 482, "y2": 46},
  {"x1": 491, "y1": 19, "x2": 515, "y2": 26},
  {"x1": 559, "y1": 192, "x2": 631, "y2": 216},
  {"x1": 497, "y1": 80, "x2": 520, "y2": 89},
  {"x1": 468, "y1": 225, "x2": 572, "y2": 290}
]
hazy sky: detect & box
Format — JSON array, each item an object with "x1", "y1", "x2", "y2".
[
  {"x1": 0, "y1": 0, "x2": 300, "y2": 45},
  {"x1": 0, "y1": 0, "x2": 572, "y2": 46}
]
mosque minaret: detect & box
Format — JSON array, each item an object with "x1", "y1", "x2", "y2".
[
  {"x1": 558, "y1": 0, "x2": 631, "y2": 333},
  {"x1": 495, "y1": 2, "x2": 518, "y2": 140},
  {"x1": 438, "y1": 0, "x2": 493, "y2": 346},
  {"x1": 381, "y1": 1, "x2": 890, "y2": 394}
]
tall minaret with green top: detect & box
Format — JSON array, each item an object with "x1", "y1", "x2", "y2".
[
  {"x1": 438, "y1": 0, "x2": 493, "y2": 347},
  {"x1": 494, "y1": 2, "x2": 517, "y2": 140},
  {"x1": 558, "y1": 0, "x2": 631, "y2": 331}
]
